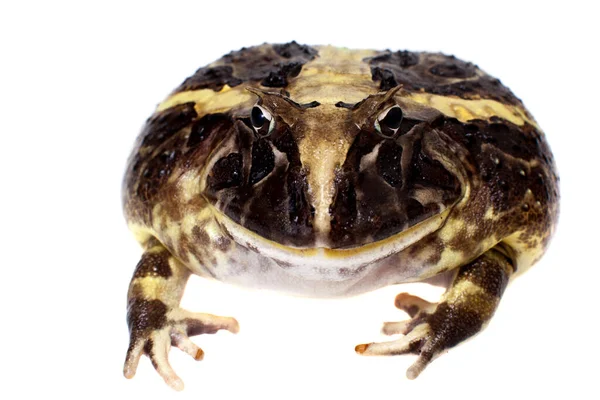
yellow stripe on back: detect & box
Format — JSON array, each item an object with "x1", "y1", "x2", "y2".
[{"x1": 157, "y1": 85, "x2": 254, "y2": 114}]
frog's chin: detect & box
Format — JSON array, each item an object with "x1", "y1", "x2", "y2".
[{"x1": 209, "y1": 204, "x2": 453, "y2": 270}]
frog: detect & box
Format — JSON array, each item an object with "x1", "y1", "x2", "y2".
[{"x1": 122, "y1": 42, "x2": 559, "y2": 390}]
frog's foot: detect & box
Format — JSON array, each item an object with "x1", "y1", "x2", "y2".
[
  {"x1": 123, "y1": 303, "x2": 239, "y2": 391},
  {"x1": 355, "y1": 248, "x2": 514, "y2": 379},
  {"x1": 355, "y1": 293, "x2": 443, "y2": 379}
]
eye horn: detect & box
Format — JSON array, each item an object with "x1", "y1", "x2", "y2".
[
  {"x1": 251, "y1": 105, "x2": 275, "y2": 137},
  {"x1": 374, "y1": 105, "x2": 403, "y2": 138}
]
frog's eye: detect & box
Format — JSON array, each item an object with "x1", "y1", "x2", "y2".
[
  {"x1": 374, "y1": 105, "x2": 403, "y2": 138},
  {"x1": 251, "y1": 105, "x2": 275, "y2": 137}
]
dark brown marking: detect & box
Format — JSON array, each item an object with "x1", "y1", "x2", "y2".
[
  {"x1": 410, "y1": 139, "x2": 457, "y2": 191},
  {"x1": 426, "y1": 301, "x2": 487, "y2": 349},
  {"x1": 145, "y1": 339, "x2": 159, "y2": 370},
  {"x1": 335, "y1": 101, "x2": 355, "y2": 109},
  {"x1": 249, "y1": 138, "x2": 275, "y2": 185},
  {"x1": 188, "y1": 224, "x2": 219, "y2": 270},
  {"x1": 275, "y1": 259, "x2": 294, "y2": 269},
  {"x1": 187, "y1": 113, "x2": 230, "y2": 148},
  {"x1": 394, "y1": 293, "x2": 433, "y2": 318},
  {"x1": 406, "y1": 305, "x2": 420, "y2": 318},
  {"x1": 286, "y1": 165, "x2": 314, "y2": 231},
  {"x1": 429, "y1": 60, "x2": 476, "y2": 79},
  {"x1": 174, "y1": 42, "x2": 318, "y2": 93},
  {"x1": 439, "y1": 116, "x2": 557, "y2": 215},
  {"x1": 255, "y1": 127, "x2": 313, "y2": 243},
  {"x1": 208, "y1": 153, "x2": 243, "y2": 190},
  {"x1": 204, "y1": 120, "x2": 316, "y2": 247},
  {"x1": 133, "y1": 251, "x2": 172, "y2": 279},
  {"x1": 330, "y1": 131, "x2": 379, "y2": 245},
  {"x1": 376, "y1": 141, "x2": 403, "y2": 187},
  {"x1": 261, "y1": 42, "x2": 317, "y2": 87},
  {"x1": 183, "y1": 318, "x2": 227, "y2": 336},
  {"x1": 143, "y1": 339, "x2": 154, "y2": 356},
  {"x1": 405, "y1": 198, "x2": 427, "y2": 222},
  {"x1": 140, "y1": 102, "x2": 198, "y2": 149},
  {"x1": 138, "y1": 150, "x2": 180, "y2": 201},
  {"x1": 192, "y1": 226, "x2": 210, "y2": 244},
  {"x1": 273, "y1": 41, "x2": 318, "y2": 59},
  {"x1": 366, "y1": 51, "x2": 524, "y2": 106},
  {"x1": 370, "y1": 67, "x2": 399, "y2": 91},
  {"x1": 454, "y1": 251, "x2": 512, "y2": 298},
  {"x1": 330, "y1": 123, "x2": 461, "y2": 247},
  {"x1": 261, "y1": 62, "x2": 303, "y2": 88},
  {"x1": 126, "y1": 103, "x2": 197, "y2": 205},
  {"x1": 369, "y1": 50, "x2": 419, "y2": 69},
  {"x1": 297, "y1": 100, "x2": 321, "y2": 109},
  {"x1": 214, "y1": 236, "x2": 232, "y2": 251},
  {"x1": 329, "y1": 171, "x2": 358, "y2": 245},
  {"x1": 177, "y1": 65, "x2": 243, "y2": 92},
  {"x1": 126, "y1": 298, "x2": 168, "y2": 351}
]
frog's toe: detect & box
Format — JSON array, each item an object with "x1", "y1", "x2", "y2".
[
  {"x1": 147, "y1": 330, "x2": 186, "y2": 390},
  {"x1": 123, "y1": 327, "x2": 185, "y2": 390},
  {"x1": 381, "y1": 320, "x2": 411, "y2": 336},
  {"x1": 394, "y1": 293, "x2": 436, "y2": 317},
  {"x1": 356, "y1": 322, "x2": 437, "y2": 379},
  {"x1": 170, "y1": 309, "x2": 240, "y2": 336},
  {"x1": 171, "y1": 329, "x2": 204, "y2": 360},
  {"x1": 124, "y1": 340, "x2": 144, "y2": 379}
]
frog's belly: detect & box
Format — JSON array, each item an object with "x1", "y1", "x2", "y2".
[{"x1": 186, "y1": 242, "x2": 422, "y2": 297}]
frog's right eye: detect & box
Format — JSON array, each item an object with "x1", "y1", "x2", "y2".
[
  {"x1": 374, "y1": 105, "x2": 403, "y2": 139},
  {"x1": 251, "y1": 105, "x2": 275, "y2": 137}
]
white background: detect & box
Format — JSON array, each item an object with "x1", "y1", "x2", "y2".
[{"x1": 1, "y1": 1, "x2": 598, "y2": 398}]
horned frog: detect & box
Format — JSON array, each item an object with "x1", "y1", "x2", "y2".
[{"x1": 122, "y1": 42, "x2": 558, "y2": 390}]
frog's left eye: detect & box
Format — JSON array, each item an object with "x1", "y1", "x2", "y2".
[
  {"x1": 374, "y1": 105, "x2": 403, "y2": 138},
  {"x1": 251, "y1": 105, "x2": 275, "y2": 137}
]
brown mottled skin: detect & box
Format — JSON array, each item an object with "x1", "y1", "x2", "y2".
[{"x1": 121, "y1": 42, "x2": 558, "y2": 390}]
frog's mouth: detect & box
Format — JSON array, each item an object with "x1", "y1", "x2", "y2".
[{"x1": 210, "y1": 204, "x2": 455, "y2": 272}]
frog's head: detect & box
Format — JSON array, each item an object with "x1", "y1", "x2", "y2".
[{"x1": 202, "y1": 87, "x2": 466, "y2": 249}]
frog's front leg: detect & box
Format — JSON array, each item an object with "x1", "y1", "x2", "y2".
[
  {"x1": 123, "y1": 241, "x2": 239, "y2": 391},
  {"x1": 356, "y1": 247, "x2": 513, "y2": 379}
]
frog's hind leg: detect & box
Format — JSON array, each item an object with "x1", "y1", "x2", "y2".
[
  {"x1": 123, "y1": 240, "x2": 239, "y2": 391},
  {"x1": 356, "y1": 247, "x2": 514, "y2": 379}
]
